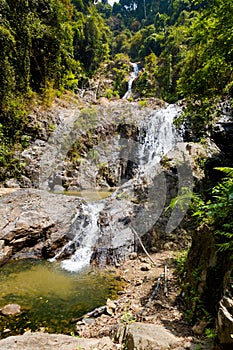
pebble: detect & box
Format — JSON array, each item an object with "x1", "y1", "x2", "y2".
[
  {"x1": 141, "y1": 263, "x2": 151, "y2": 271},
  {"x1": 83, "y1": 317, "x2": 95, "y2": 325},
  {"x1": 0, "y1": 303, "x2": 21, "y2": 316},
  {"x1": 135, "y1": 279, "x2": 143, "y2": 286},
  {"x1": 129, "y1": 252, "x2": 137, "y2": 260}
]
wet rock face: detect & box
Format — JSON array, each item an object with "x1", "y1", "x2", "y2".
[{"x1": 0, "y1": 189, "x2": 85, "y2": 262}]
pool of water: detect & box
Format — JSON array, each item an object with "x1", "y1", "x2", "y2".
[
  {"x1": 0, "y1": 259, "x2": 123, "y2": 338},
  {"x1": 52, "y1": 189, "x2": 114, "y2": 201}
]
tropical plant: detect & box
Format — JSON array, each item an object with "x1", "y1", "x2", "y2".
[{"x1": 193, "y1": 167, "x2": 233, "y2": 254}]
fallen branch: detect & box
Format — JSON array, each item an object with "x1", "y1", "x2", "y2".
[
  {"x1": 146, "y1": 273, "x2": 163, "y2": 309},
  {"x1": 130, "y1": 225, "x2": 156, "y2": 266},
  {"x1": 71, "y1": 305, "x2": 107, "y2": 323}
]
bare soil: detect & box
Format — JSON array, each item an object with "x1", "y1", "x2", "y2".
[{"x1": 75, "y1": 249, "x2": 214, "y2": 349}]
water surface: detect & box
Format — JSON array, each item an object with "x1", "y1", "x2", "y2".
[{"x1": 0, "y1": 259, "x2": 123, "y2": 338}]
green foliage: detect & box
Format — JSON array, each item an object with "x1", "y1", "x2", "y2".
[
  {"x1": 0, "y1": 0, "x2": 233, "y2": 182},
  {"x1": 193, "y1": 167, "x2": 233, "y2": 254},
  {"x1": 204, "y1": 327, "x2": 216, "y2": 339},
  {"x1": 0, "y1": 0, "x2": 114, "y2": 183},
  {"x1": 174, "y1": 248, "x2": 189, "y2": 280}
]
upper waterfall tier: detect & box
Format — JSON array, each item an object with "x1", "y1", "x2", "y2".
[{"x1": 123, "y1": 63, "x2": 139, "y2": 99}]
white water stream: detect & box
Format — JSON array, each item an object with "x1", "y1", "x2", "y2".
[
  {"x1": 50, "y1": 202, "x2": 104, "y2": 272},
  {"x1": 138, "y1": 104, "x2": 181, "y2": 172},
  {"x1": 123, "y1": 63, "x2": 139, "y2": 99}
]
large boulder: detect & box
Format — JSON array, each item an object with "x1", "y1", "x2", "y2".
[
  {"x1": 0, "y1": 332, "x2": 116, "y2": 350},
  {"x1": 0, "y1": 189, "x2": 85, "y2": 261},
  {"x1": 124, "y1": 322, "x2": 181, "y2": 350}
]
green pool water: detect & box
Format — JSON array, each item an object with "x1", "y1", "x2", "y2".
[
  {"x1": 53, "y1": 189, "x2": 114, "y2": 201},
  {"x1": 0, "y1": 259, "x2": 123, "y2": 338}
]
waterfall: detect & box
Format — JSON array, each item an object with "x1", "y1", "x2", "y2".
[
  {"x1": 137, "y1": 104, "x2": 181, "y2": 173},
  {"x1": 54, "y1": 104, "x2": 182, "y2": 272},
  {"x1": 123, "y1": 63, "x2": 139, "y2": 99},
  {"x1": 52, "y1": 202, "x2": 104, "y2": 272}
]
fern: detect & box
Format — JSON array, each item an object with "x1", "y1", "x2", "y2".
[{"x1": 193, "y1": 168, "x2": 233, "y2": 254}]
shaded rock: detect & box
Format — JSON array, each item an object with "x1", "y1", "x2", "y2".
[
  {"x1": 0, "y1": 304, "x2": 21, "y2": 316},
  {"x1": 124, "y1": 322, "x2": 181, "y2": 350},
  {"x1": 141, "y1": 263, "x2": 151, "y2": 271},
  {"x1": 0, "y1": 240, "x2": 12, "y2": 266},
  {"x1": 217, "y1": 296, "x2": 233, "y2": 347},
  {"x1": 192, "y1": 320, "x2": 208, "y2": 335},
  {"x1": 129, "y1": 252, "x2": 138, "y2": 260},
  {"x1": 0, "y1": 332, "x2": 116, "y2": 350},
  {"x1": 212, "y1": 100, "x2": 233, "y2": 162},
  {"x1": 18, "y1": 175, "x2": 32, "y2": 188}
]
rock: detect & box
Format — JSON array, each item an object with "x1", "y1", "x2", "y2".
[
  {"x1": 0, "y1": 239, "x2": 4, "y2": 250},
  {"x1": 141, "y1": 263, "x2": 151, "y2": 271},
  {"x1": 106, "y1": 298, "x2": 116, "y2": 315},
  {"x1": 0, "y1": 188, "x2": 19, "y2": 197},
  {"x1": 217, "y1": 296, "x2": 233, "y2": 346},
  {"x1": 0, "y1": 332, "x2": 116, "y2": 350},
  {"x1": 163, "y1": 241, "x2": 177, "y2": 250},
  {"x1": 19, "y1": 175, "x2": 32, "y2": 188},
  {"x1": 0, "y1": 240, "x2": 12, "y2": 266},
  {"x1": 53, "y1": 184, "x2": 65, "y2": 192},
  {"x1": 0, "y1": 304, "x2": 21, "y2": 316},
  {"x1": 192, "y1": 320, "x2": 208, "y2": 335},
  {"x1": 124, "y1": 322, "x2": 181, "y2": 350},
  {"x1": 99, "y1": 97, "x2": 110, "y2": 106},
  {"x1": 83, "y1": 317, "x2": 95, "y2": 325},
  {"x1": 129, "y1": 252, "x2": 138, "y2": 260},
  {"x1": 4, "y1": 179, "x2": 20, "y2": 188},
  {"x1": 135, "y1": 279, "x2": 143, "y2": 286},
  {"x1": 213, "y1": 101, "x2": 233, "y2": 161},
  {"x1": 0, "y1": 189, "x2": 85, "y2": 261}
]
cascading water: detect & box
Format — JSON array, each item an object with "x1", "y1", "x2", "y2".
[
  {"x1": 51, "y1": 202, "x2": 105, "y2": 272},
  {"x1": 55, "y1": 103, "x2": 182, "y2": 272},
  {"x1": 123, "y1": 63, "x2": 139, "y2": 99},
  {"x1": 137, "y1": 104, "x2": 182, "y2": 173}
]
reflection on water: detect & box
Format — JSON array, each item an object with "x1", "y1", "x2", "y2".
[{"x1": 0, "y1": 260, "x2": 123, "y2": 338}]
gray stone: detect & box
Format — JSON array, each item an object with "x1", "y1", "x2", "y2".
[
  {"x1": 0, "y1": 304, "x2": 21, "y2": 316},
  {"x1": 124, "y1": 322, "x2": 181, "y2": 350},
  {"x1": 0, "y1": 189, "x2": 85, "y2": 261},
  {"x1": 0, "y1": 332, "x2": 115, "y2": 350},
  {"x1": 0, "y1": 243, "x2": 12, "y2": 266},
  {"x1": 4, "y1": 178, "x2": 20, "y2": 188},
  {"x1": 0, "y1": 239, "x2": 4, "y2": 250}
]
